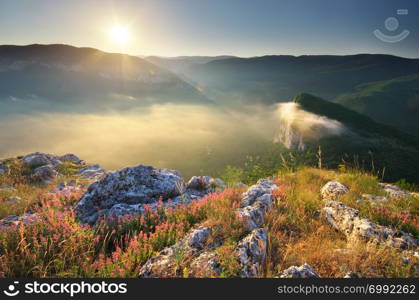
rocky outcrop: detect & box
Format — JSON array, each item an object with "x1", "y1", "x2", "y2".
[
  {"x1": 138, "y1": 225, "x2": 268, "y2": 278},
  {"x1": 14, "y1": 152, "x2": 103, "y2": 185},
  {"x1": 379, "y1": 183, "x2": 411, "y2": 199},
  {"x1": 1, "y1": 152, "x2": 106, "y2": 184},
  {"x1": 322, "y1": 201, "x2": 418, "y2": 250},
  {"x1": 138, "y1": 226, "x2": 216, "y2": 278},
  {"x1": 238, "y1": 179, "x2": 276, "y2": 231},
  {"x1": 241, "y1": 179, "x2": 277, "y2": 207},
  {"x1": 238, "y1": 194, "x2": 274, "y2": 232},
  {"x1": 78, "y1": 164, "x2": 106, "y2": 181},
  {"x1": 179, "y1": 176, "x2": 225, "y2": 202},
  {"x1": 138, "y1": 179, "x2": 278, "y2": 278},
  {"x1": 357, "y1": 194, "x2": 389, "y2": 206},
  {"x1": 59, "y1": 154, "x2": 85, "y2": 165},
  {"x1": 189, "y1": 251, "x2": 221, "y2": 277},
  {"x1": 51, "y1": 180, "x2": 85, "y2": 196},
  {"x1": 33, "y1": 165, "x2": 58, "y2": 185},
  {"x1": 0, "y1": 213, "x2": 39, "y2": 230},
  {"x1": 75, "y1": 165, "x2": 183, "y2": 224},
  {"x1": 319, "y1": 180, "x2": 418, "y2": 250},
  {"x1": 280, "y1": 263, "x2": 320, "y2": 278},
  {"x1": 236, "y1": 228, "x2": 268, "y2": 277},
  {"x1": 320, "y1": 181, "x2": 349, "y2": 200},
  {"x1": 7, "y1": 196, "x2": 21, "y2": 204},
  {"x1": 186, "y1": 176, "x2": 224, "y2": 192},
  {"x1": 75, "y1": 165, "x2": 225, "y2": 225},
  {"x1": 21, "y1": 152, "x2": 63, "y2": 169}
]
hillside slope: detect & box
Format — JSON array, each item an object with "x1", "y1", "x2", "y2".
[
  {"x1": 0, "y1": 44, "x2": 210, "y2": 114},
  {"x1": 279, "y1": 93, "x2": 419, "y2": 183},
  {"x1": 182, "y1": 54, "x2": 419, "y2": 105},
  {"x1": 334, "y1": 74, "x2": 419, "y2": 136}
]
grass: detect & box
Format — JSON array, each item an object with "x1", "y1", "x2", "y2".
[
  {"x1": 56, "y1": 161, "x2": 84, "y2": 176},
  {"x1": 0, "y1": 182, "x2": 247, "y2": 277},
  {"x1": 265, "y1": 167, "x2": 418, "y2": 278},
  {"x1": 0, "y1": 161, "x2": 89, "y2": 220},
  {"x1": 0, "y1": 161, "x2": 417, "y2": 278}
]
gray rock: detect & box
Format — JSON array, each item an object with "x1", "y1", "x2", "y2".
[
  {"x1": 322, "y1": 201, "x2": 418, "y2": 250},
  {"x1": 138, "y1": 247, "x2": 178, "y2": 278},
  {"x1": 379, "y1": 183, "x2": 410, "y2": 199},
  {"x1": 75, "y1": 164, "x2": 184, "y2": 224},
  {"x1": 186, "y1": 176, "x2": 215, "y2": 191},
  {"x1": 21, "y1": 152, "x2": 62, "y2": 168},
  {"x1": 185, "y1": 176, "x2": 225, "y2": 199},
  {"x1": 189, "y1": 251, "x2": 221, "y2": 277},
  {"x1": 280, "y1": 263, "x2": 320, "y2": 278},
  {"x1": 0, "y1": 213, "x2": 39, "y2": 229},
  {"x1": 34, "y1": 164, "x2": 59, "y2": 184},
  {"x1": 320, "y1": 181, "x2": 349, "y2": 200},
  {"x1": 59, "y1": 153, "x2": 84, "y2": 165},
  {"x1": 238, "y1": 194, "x2": 274, "y2": 232},
  {"x1": 100, "y1": 193, "x2": 211, "y2": 225},
  {"x1": 188, "y1": 226, "x2": 211, "y2": 249},
  {"x1": 236, "y1": 228, "x2": 268, "y2": 277},
  {"x1": 138, "y1": 177, "x2": 278, "y2": 278},
  {"x1": 7, "y1": 196, "x2": 21, "y2": 204},
  {"x1": 78, "y1": 164, "x2": 107, "y2": 181},
  {"x1": 241, "y1": 179, "x2": 277, "y2": 207},
  {"x1": 359, "y1": 194, "x2": 389, "y2": 206},
  {"x1": 138, "y1": 226, "x2": 212, "y2": 278},
  {"x1": 237, "y1": 179, "x2": 276, "y2": 232},
  {"x1": 214, "y1": 178, "x2": 226, "y2": 189},
  {"x1": 104, "y1": 203, "x2": 142, "y2": 223}
]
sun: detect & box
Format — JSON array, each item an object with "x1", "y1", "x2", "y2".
[{"x1": 109, "y1": 25, "x2": 130, "y2": 45}]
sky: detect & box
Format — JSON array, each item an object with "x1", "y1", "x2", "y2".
[{"x1": 0, "y1": 0, "x2": 418, "y2": 58}]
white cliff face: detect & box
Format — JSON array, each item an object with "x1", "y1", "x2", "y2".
[
  {"x1": 275, "y1": 120, "x2": 307, "y2": 151},
  {"x1": 273, "y1": 102, "x2": 345, "y2": 150}
]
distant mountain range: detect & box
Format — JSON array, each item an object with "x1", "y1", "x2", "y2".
[
  {"x1": 1, "y1": 44, "x2": 419, "y2": 181},
  {"x1": 152, "y1": 54, "x2": 419, "y2": 136},
  {"x1": 181, "y1": 54, "x2": 419, "y2": 102},
  {"x1": 0, "y1": 44, "x2": 210, "y2": 114},
  {"x1": 144, "y1": 55, "x2": 234, "y2": 73},
  {"x1": 1, "y1": 44, "x2": 418, "y2": 138}
]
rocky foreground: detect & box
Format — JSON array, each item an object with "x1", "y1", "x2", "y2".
[{"x1": 0, "y1": 152, "x2": 418, "y2": 278}]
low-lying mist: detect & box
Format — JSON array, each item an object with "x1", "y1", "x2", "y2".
[
  {"x1": 0, "y1": 101, "x2": 347, "y2": 178},
  {"x1": 0, "y1": 104, "x2": 283, "y2": 178},
  {"x1": 274, "y1": 102, "x2": 346, "y2": 149}
]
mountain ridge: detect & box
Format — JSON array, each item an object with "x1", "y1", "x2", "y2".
[{"x1": 0, "y1": 44, "x2": 211, "y2": 114}]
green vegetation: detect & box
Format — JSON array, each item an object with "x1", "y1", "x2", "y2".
[
  {"x1": 334, "y1": 74, "x2": 419, "y2": 136},
  {"x1": 2, "y1": 164, "x2": 416, "y2": 278},
  {"x1": 185, "y1": 54, "x2": 419, "y2": 105},
  {"x1": 293, "y1": 93, "x2": 419, "y2": 183},
  {"x1": 265, "y1": 168, "x2": 418, "y2": 278},
  {"x1": 57, "y1": 161, "x2": 83, "y2": 176}
]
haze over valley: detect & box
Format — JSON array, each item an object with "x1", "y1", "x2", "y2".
[{"x1": 2, "y1": 0, "x2": 419, "y2": 281}]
